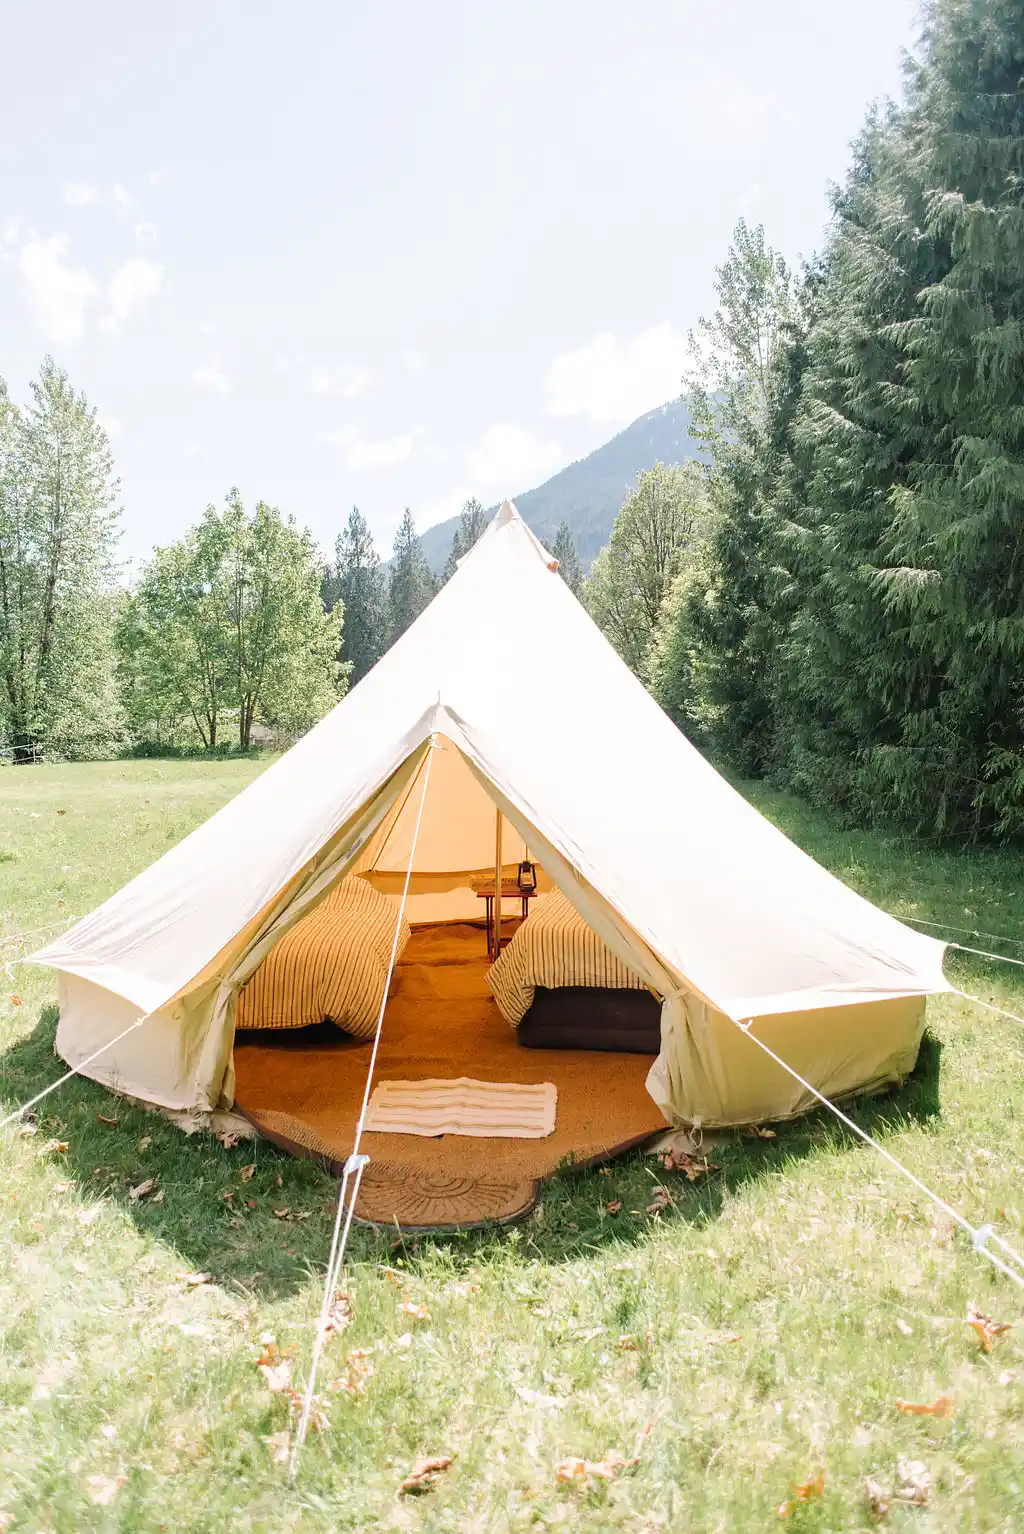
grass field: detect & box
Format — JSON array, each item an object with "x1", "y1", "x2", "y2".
[{"x1": 3, "y1": 758, "x2": 1024, "y2": 1531}]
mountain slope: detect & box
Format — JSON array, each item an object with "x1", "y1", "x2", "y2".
[{"x1": 418, "y1": 398, "x2": 700, "y2": 574}]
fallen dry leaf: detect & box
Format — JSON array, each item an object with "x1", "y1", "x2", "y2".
[
  {"x1": 895, "y1": 1318, "x2": 913, "y2": 1337},
  {"x1": 16, "y1": 1122, "x2": 37, "y2": 1137},
  {"x1": 272, "y1": 1207, "x2": 291, "y2": 1219},
  {"x1": 216, "y1": 1130, "x2": 241, "y2": 1149},
  {"x1": 334, "y1": 1348, "x2": 374, "y2": 1397},
  {"x1": 895, "y1": 1458, "x2": 931, "y2": 1506},
  {"x1": 400, "y1": 1300, "x2": 431, "y2": 1321},
  {"x1": 85, "y1": 1474, "x2": 126, "y2": 1506},
  {"x1": 150, "y1": 1188, "x2": 165, "y2": 1205},
  {"x1": 448, "y1": 1281, "x2": 480, "y2": 1299},
  {"x1": 399, "y1": 1454, "x2": 454, "y2": 1495},
  {"x1": 864, "y1": 1476, "x2": 891, "y2": 1522},
  {"x1": 176, "y1": 1271, "x2": 212, "y2": 1287},
  {"x1": 605, "y1": 1200, "x2": 623, "y2": 1215},
  {"x1": 895, "y1": 1394, "x2": 955, "y2": 1418},
  {"x1": 7, "y1": 994, "x2": 23, "y2": 1007},
  {"x1": 646, "y1": 1186, "x2": 673, "y2": 1214},
  {"x1": 382, "y1": 1266, "x2": 407, "y2": 1286},
  {"x1": 966, "y1": 1300, "x2": 1013, "y2": 1352},
  {"x1": 258, "y1": 1356, "x2": 293, "y2": 1393},
  {"x1": 44, "y1": 1139, "x2": 68, "y2": 1155},
  {"x1": 137, "y1": 1135, "x2": 152, "y2": 1152},
  {"x1": 659, "y1": 1149, "x2": 722, "y2": 1179},
  {"x1": 322, "y1": 1290, "x2": 352, "y2": 1338},
  {"x1": 749, "y1": 1124, "x2": 777, "y2": 1138},
  {"x1": 263, "y1": 1429, "x2": 291, "y2": 1464},
  {"x1": 96, "y1": 1114, "x2": 118, "y2": 1127},
  {"x1": 618, "y1": 1332, "x2": 653, "y2": 1351},
  {"x1": 556, "y1": 1451, "x2": 639, "y2": 1485},
  {"x1": 239, "y1": 1163, "x2": 255, "y2": 1181},
  {"x1": 128, "y1": 1177, "x2": 157, "y2": 1201},
  {"x1": 776, "y1": 1470, "x2": 825, "y2": 1518}
]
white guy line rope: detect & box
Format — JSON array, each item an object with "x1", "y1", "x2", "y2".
[
  {"x1": 896, "y1": 914, "x2": 1024, "y2": 950},
  {"x1": 289, "y1": 736, "x2": 438, "y2": 1483},
  {"x1": 947, "y1": 942, "x2": 1024, "y2": 970},
  {"x1": 949, "y1": 987, "x2": 1024, "y2": 1030},
  {"x1": 0, "y1": 915, "x2": 79, "y2": 950},
  {"x1": 1, "y1": 1005, "x2": 158, "y2": 1132},
  {"x1": 732, "y1": 1017, "x2": 1024, "y2": 1292}
]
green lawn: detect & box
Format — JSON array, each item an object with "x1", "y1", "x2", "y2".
[{"x1": 2, "y1": 758, "x2": 1024, "y2": 1530}]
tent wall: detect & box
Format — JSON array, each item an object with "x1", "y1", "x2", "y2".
[{"x1": 647, "y1": 991, "x2": 927, "y2": 1128}]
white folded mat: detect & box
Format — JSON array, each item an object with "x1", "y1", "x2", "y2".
[{"x1": 364, "y1": 1077, "x2": 557, "y2": 1138}]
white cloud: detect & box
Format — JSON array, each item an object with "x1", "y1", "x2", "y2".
[
  {"x1": 63, "y1": 182, "x2": 100, "y2": 208},
  {"x1": 101, "y1": 258, "x2": 164, "y2": 332},
  {"x1": 401, "y1": 348, "x2": 427, "y2": 378},
  {"x1": 273, "y1": 352, "x2": 303, "y2": 373},
  {"x1": 199, "y1": 320, "x2": 219, "y2": 336},
  {"x1": 544, "y1": 324, "x2": 687, "y2": 425},
  {"x1": 305, "y1": 364, "x2": 372, "y2": 399},
  {"x1": 324, "y1": 423, "x2": 424, "y2": 469},
  {"x1": 192, "y1": 356, "x2": 232, "y2": 395},
  {"x1": 63, "y1": 181, "x2": 135, "y2": 213},
  {"x1": 466, "y1": 423, "x2": 562, "y2": 489},
  {"x1": 181, "y1": 441, "x2": 204, "y2": 458},
  {"x1": 97, "y1": 413, "x2": 122, "y2": 439},
  {"x1": 19, "y1": 233, "x2": 98, "y2": 345},
  {"x1": 418, "y1": 484, "x2": 476, "y2": 529},
  {"x1": 134, "y1": 221, "x2": 157, "y2": 245}
]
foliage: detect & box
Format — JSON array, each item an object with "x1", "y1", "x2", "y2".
[
  {"x1": 322, "y1": 507, "x2": 390, "y2": 687},
  {"x1": 0, "y1": 360, "x2": 124, "y2": 761},
  {"x1": 121, "y1": 492, "x2": 343, "y2": 750},
  {"x1": 583, "y1": 462, "x2": 708, "y2": 680},
  {"x1": 550, "y1": 520, "x2": 583, "y2": 597},
  {"x1": 388, "y1": 508, "x2": 436, "y2": 642},
  {"x1": 661, "y1": 0, "x2": 1024, "y2": 841},
  {"x1": 4, "y1": 757, "x2": 1024, "y2": 1528},
  {"x1": 441, "y1": 498, "x2": 488, "y2": 583},
  {"x1": 657, "y1": 221, "x2": 799, "y2": 772}
]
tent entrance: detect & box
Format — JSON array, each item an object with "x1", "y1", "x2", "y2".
[{"x1": 232, "y1": 919, "x2": 667, "y2": 1230}]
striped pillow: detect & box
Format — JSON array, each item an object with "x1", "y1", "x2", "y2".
[
  {"x1": 235, "y1": 876, "x2": 411, "y2": 1038},
  {"x1": 486, "y1": 887, "x2": 646, "y2": 1027}
]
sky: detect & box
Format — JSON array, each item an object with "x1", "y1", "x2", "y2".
[{"x1": 0, "y1": 0, "x2": 922, "y2": 567}]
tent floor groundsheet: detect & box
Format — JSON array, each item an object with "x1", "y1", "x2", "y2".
[{"x1": 233, "y1": 922, "x2": 668, "y2": 1229}]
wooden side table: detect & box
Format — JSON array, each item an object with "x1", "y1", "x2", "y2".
[{"x1": 473, "y1": 880, "x2": 537, "y2": 958}]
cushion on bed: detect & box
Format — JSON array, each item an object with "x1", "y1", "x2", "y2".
[
  {"x1": 486, "y1": 887, "x2": 648, "y2": 1027},
  {"x1": 235, "y1": 876, "x2": 411, "y2": 1038},
  {"x1": 517, "y1": 985, "x2": 662, "y2": 1053}
]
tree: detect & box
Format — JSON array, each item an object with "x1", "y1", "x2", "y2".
[
  {"x1": 583, "y1": 462, "x2": 707, "y2": 680},
  {"x1": 122, "y1": 492, "x2": 344, "y2": 750},
  {"x1": 550, "y1": 520, "x2": 583, "y2": 596},
  {"x1": 673, "y1": 220, "x2": 800, "y2": 773},
  {"x1": 0, "y1": 359, "x2": 123, "y2": 761},
  {"x1": 323, "y1": 506, "x2": 389, "y2": 686},
  {"x1": 441, "y1": 497, "x2": 488, "y2": 583},
  {"x1": 388, "y1": 508, "x2": 435, "y2": 641}
]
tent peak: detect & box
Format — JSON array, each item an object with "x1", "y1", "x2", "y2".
[{"x1": 495, "y1": 499, "x2": 520, "y2": 523}]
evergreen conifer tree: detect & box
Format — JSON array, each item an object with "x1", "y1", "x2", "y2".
[
  {"x1": 327, "y1": 507, "x2": 390, "y2": 685},
  {"x1": 388, "y1": 508, "x2": 435, "y2": 641},
  {"x1": 441, "y1": 497, "x2": 488, "y2": 583}
]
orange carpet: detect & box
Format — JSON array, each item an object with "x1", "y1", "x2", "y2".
[{"x1": 233, "y1": 922, "x2": 668, "y2": 1228}]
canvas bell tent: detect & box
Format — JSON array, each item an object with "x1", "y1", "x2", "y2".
[{"x1": 32, "y1": 502, "x2": 950, "y2": 1138}]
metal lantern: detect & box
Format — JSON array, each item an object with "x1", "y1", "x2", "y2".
[{"x1": 517, "y1": 859, "x2": 537, "y2": 893}]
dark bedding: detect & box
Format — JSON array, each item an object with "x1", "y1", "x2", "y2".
[{"x1": 517, "y1": 985, "x2": 662, "y2": 1054}]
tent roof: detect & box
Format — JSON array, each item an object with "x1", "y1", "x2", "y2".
[{"x1": 34, "y1": 501, "x2": 948, "y2": 1018}]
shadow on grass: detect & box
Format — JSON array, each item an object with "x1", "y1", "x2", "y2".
[{"x1": 1, "y1": 1003, "x2": 943, "y2": 1297}]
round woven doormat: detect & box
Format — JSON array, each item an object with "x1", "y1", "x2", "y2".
[{"x1": 353, "y1": 1161, "x2": 540, "y2": 1230}]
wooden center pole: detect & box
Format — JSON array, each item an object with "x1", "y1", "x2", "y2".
[{"x1": 493, "y1": 805, "x2": 503, "y2": 958}]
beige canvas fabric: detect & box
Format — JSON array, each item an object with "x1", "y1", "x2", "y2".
[{"x1": 32, "y1": 502, "x2": 950, "y2": 1126}]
